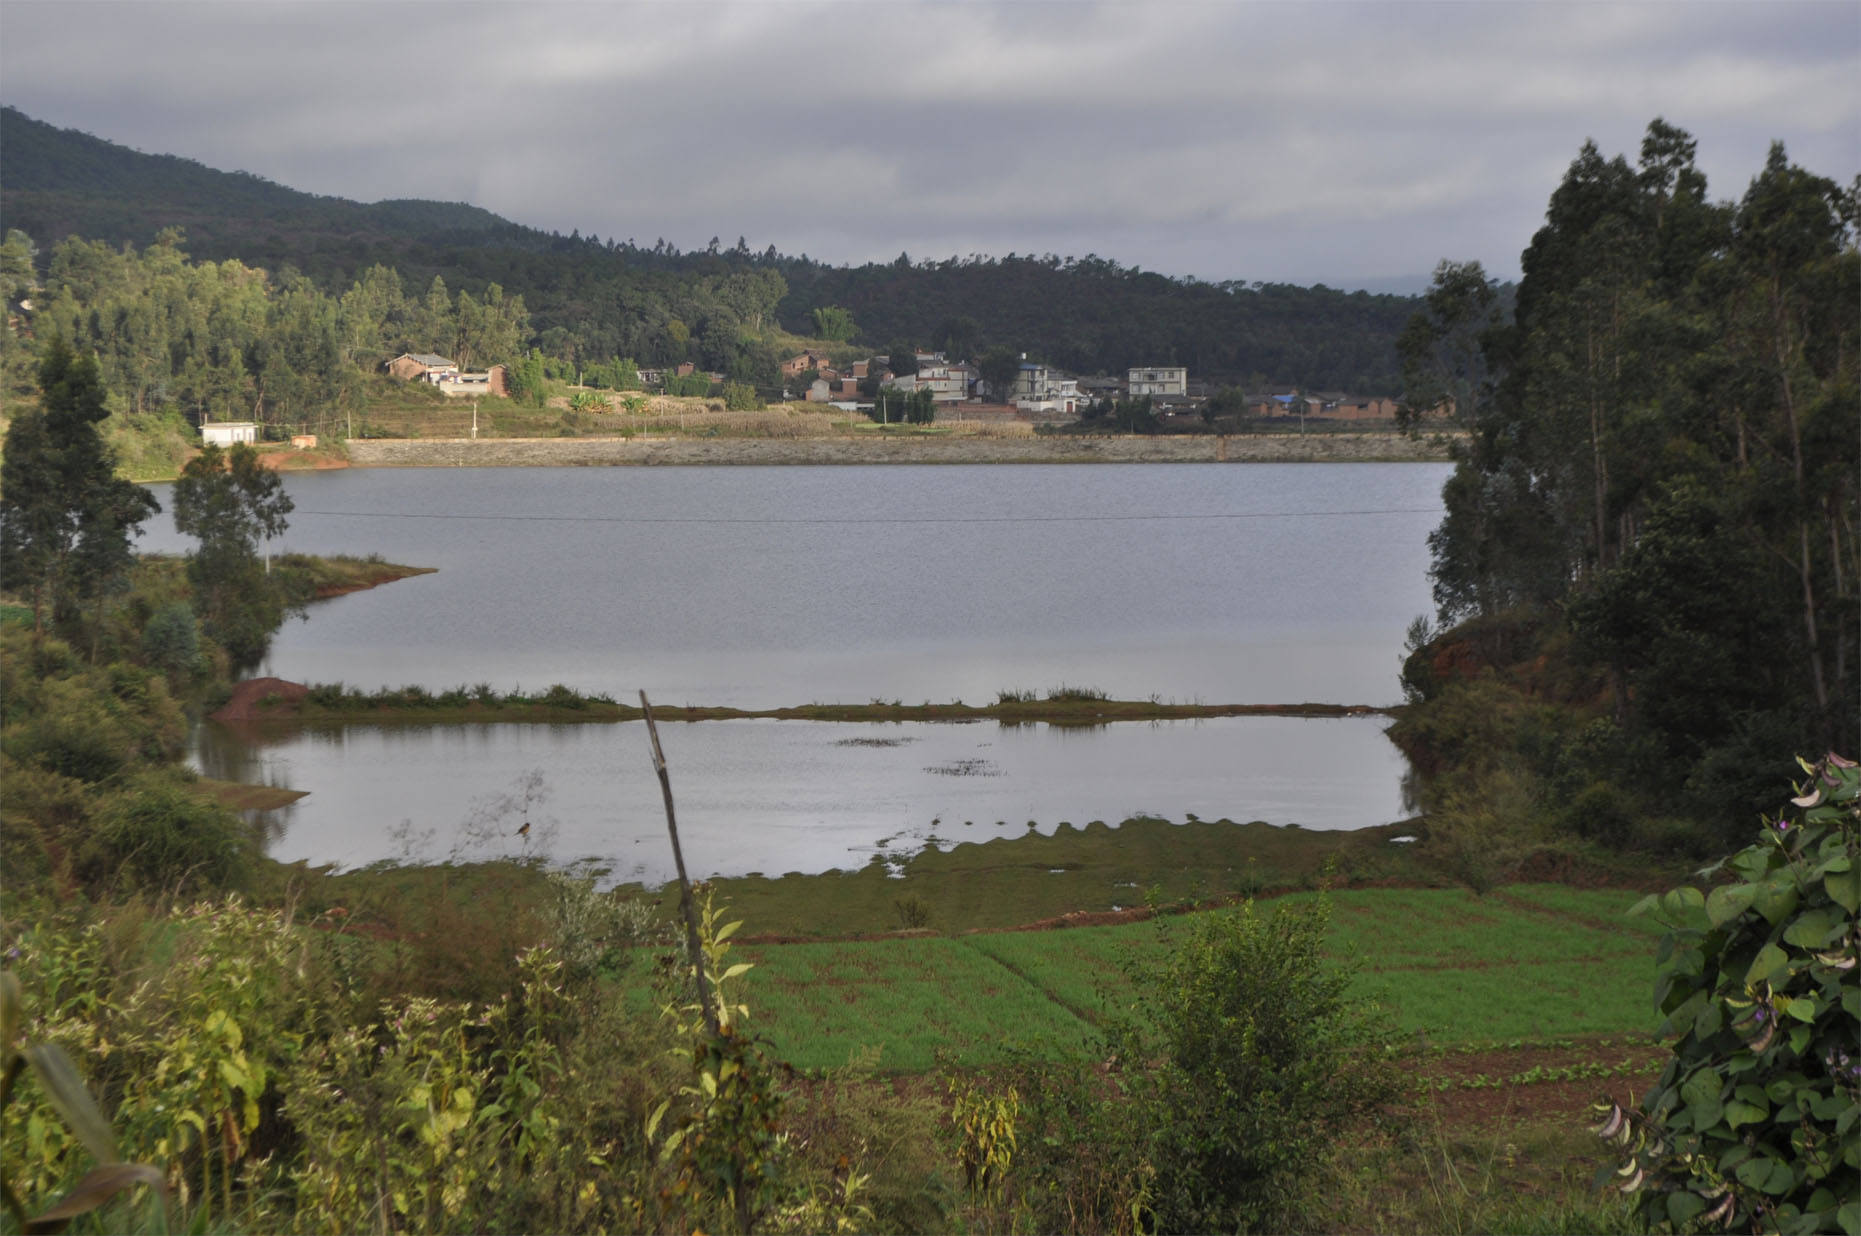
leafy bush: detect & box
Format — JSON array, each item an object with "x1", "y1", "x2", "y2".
[
  {"x1": 978, "y1": 1045, "x2": 1151, "y2": 1233},
  {"x1": 541, "y1": 682, "x2": 587, "y2": 710},
  {"x1": 140, "y1": 601, "x2": 202, "y2": 681},
  {"x1": 722, "y1": 381, "x2": 762, "y2": 411},
  {"x1": 1598, "y1": 754, "x2": 1860, "y2": 1233},
  {"x1": 977, "y1": 893, "x2": 1410, "y2": 1234},
  {"x1": 78, "y1": 770, "x2": 253, "y2": 896},
  {"x1": 1121, "y1": 894, "x2": 1410, "y2": 1232}
]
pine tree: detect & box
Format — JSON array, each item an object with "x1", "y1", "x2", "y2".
[{"x1": 0, "y1": 337, "x2": 158, "y2": 638}]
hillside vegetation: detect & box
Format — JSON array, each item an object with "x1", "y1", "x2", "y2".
[
  {"x1": 2, "y1": 106, "x2": 1419, "y2": 396},
  {"x1": 1392, "y1": 119, "x2": 1856, "y2": 856}
]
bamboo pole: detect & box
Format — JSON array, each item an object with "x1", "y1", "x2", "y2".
[{"x1": 640, "y1": 691, "x2": 718, "y2": 1037}]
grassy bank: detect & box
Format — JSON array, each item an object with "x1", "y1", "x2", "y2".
[{"x1": 690, "y1": 816, "x2": 1441, "y2": 938}]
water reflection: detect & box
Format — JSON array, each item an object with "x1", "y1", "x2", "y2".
[{"x1": 198, "y1": 714, "x2": 1412, "y2": 886}]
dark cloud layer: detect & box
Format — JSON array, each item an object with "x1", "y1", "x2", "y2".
[{"x1": 4, "y1": 1, "x2": 1855, "y2": 287}]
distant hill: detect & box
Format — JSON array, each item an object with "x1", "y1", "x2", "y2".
[
  {"x1": 1, "y1": 106, "x2": 510, "y2": 261},
  {"x1": 0, "y1": 106, "x2": 1420, "y2": 391}
]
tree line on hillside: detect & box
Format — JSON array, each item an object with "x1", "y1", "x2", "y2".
[
  {"x1": 0, "y1": 228, "x2": 532, "y2": 432},
  {"x1": 1397, "y1": 117, "x2": 1858, "y2": 841},
  {"x1": 2, "y1": 105, "x2": 1422, "y2": 399}
]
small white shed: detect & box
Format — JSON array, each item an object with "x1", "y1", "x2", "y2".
[{"x1": 201, "y1": 422, "x2": 258, "y2": 447}]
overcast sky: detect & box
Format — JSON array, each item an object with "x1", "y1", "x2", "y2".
[{"x1": 3, "y1": 1, "x2": 1855, "y2": 290}]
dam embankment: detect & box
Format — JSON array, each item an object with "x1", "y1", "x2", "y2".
[{"x1": 343, "y1": 433, "x2": 1454, "y2": 467}]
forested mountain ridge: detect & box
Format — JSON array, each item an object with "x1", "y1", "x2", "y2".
[
  {"x1": 0, "y1": 107, "x2": 509, "y2": 261},
  {"x1": 0, "y1": 106, "x2": 1418, "y2": 391}
]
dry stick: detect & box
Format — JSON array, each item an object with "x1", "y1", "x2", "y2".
[{"x1": 640, "y1": 691, "x2": 719, "y2": 1038}]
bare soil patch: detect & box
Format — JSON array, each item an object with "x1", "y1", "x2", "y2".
[
  {"x1": 212, "y1": 677, "x2": 309, "y2": 722},
  {"x1": 1415, "y1": 1037, "x2": 1665, "y2": 1132}
]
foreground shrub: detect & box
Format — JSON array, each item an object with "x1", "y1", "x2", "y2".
[
  {"x1": 982, "y1": 892, "x2": 1411, "y2": 1234},
  {"x1": 1127, "y1": 894, "x2": 1410, "y2": 1232},
  {"x1": 1598, "y1": 753, "x2": 1859, "y2": 1233},
  {"x1": 77, "y1": 770, "x2": 254, "y2": 896}
]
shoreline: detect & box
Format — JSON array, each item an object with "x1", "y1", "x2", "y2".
[
  {"x1": 210, "y1": 680, "x2": 1401, "y2": 727},
  {"x1": 344, "y1": 431, "x2": 1454, "y2": 468}
]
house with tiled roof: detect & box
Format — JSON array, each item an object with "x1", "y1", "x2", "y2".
[{"x1": 385, "y1": 352, "x2": 459, "y2": 382}]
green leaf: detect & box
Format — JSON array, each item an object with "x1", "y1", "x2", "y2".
[
  {"x1": 1836, "y1": 1200, "x2": 1860, "y2": 1235},
  {"x1": 1666, "y1": 1191, "x2": 1707, "y2": 1226},
  {"x1": 1728, "y1": 848, "x2": 1774, "y2": 881},
  {"x1": 1724, "y1": 1100, "x2": 1768, "y2": 1130},
  {"x1": 1745, "y1": 942, "x2": 1792, "y2": 987},
  {"x1": 1759, "y1": 1158, "x2": 1797, "y2": 1195},
  {"x1": 1708, "y1": 883, "x2": 1757, "y2": 925},
  {"x1": 23, "y1": 1044, "x2": 118, "y2": 1165},
  {"x1": 1751, "y1": 880, "x2": 1799, "y2": 925},
  {"x1": 1735, "y1": 1154, "x2": 1796, "y2": 1195},
  {"x1": 1735, "y1": 1156, "x2": 1776, "y2": 1190},
  {"x1": 0, "y1": 971, "x2": 20, "y2": 1057},
  {"x1": 1660, "y1": 886, "x2": 1706, "y2": 923},
  {"x1": 1781, "y1": 996, "x2": 1819, "y2": 1022},
  {"x1": 1824, "y1": 866, "x2": 1861, "y2": 914},
  {"x1": 1682, "y1": 1069, "x2": 1723, "y2": 1129},
  {"x1": 645, "y1": 1097, "x2": 671, "y2": 1142},
  {"x1": 25, "y1": 1161, "x2": 164, "y2": 1232},
  {"x1": 1783, "y1": 908, "x2": 1844, "y2": 948},
  {"x1": 1627, "y1": 893, "x2": 1660, "y2": 919}
]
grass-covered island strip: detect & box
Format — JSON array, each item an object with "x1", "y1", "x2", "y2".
[{"x1": 210, "y1": 678, "x2": 1395, "y2": 724}]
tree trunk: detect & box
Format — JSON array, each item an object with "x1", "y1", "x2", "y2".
[{"x1": 1772, "y1": 275, "x2": 1828, "y2": 716}]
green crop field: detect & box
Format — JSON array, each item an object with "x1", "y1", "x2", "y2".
[{"x1": 735, "y1": 885, "x2": 1660, "y2": 1073}]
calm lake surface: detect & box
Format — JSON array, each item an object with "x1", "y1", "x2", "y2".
[{"x1": 146, "y1": 462, "x2": 1450, "y2": 880}]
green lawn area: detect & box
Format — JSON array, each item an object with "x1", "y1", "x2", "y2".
[{"x1": 736, "y1": 884, "x2": 1660, "y2": 1073}]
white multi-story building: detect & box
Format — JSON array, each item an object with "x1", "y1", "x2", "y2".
[
  {"x1": 1128, "y1": 366, "x2": 1188, "y2": 397},
  {"x1": 1012, "y1": 361, "x2": 1082, "y2": 415}
]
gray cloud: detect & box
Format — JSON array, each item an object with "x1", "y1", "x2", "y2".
[{"x1": 3, "y1": 0, "x2": 1855, "y2": 287}]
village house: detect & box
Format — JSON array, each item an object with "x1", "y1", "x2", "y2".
[
  {"x1": 384, "y1": 353, "x2": 459, "y2": 383},
  {"x1": 383, "y1": 352, "x2": 508, "y2": 398},
  {"x1": 891, "y1": 358, "x2": 974, "y2": 404},
  {"x1": 1320, "y1": 394, "x2": 1402, "y2": 420},
  {"x1": 1009, "y1": 360, "x2": 1083, "y2": 414},
  {"x1": 781, "y1": 349, "x2": 837, "y2": 379},
  {"x1": 434, "y1": 364, "x2": 509, "y2": 398},
  {"x1": 828, "y1": 359, "x2": 870, "y2": 399},
  {"x1": 200, "y1": 421, "x2": 258, "y2": 446},
  {"x1": 1128, "y1": 366, "x2": 1188, "y2": 397}
]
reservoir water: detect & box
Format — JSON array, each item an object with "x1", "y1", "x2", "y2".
[{"x1": 146, "y1": 462, "x2": 1450, "y2": 881}]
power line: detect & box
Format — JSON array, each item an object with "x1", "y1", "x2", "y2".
[{"x1": 280, "y1": 506, "x2": 1441, "y2": 526}]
